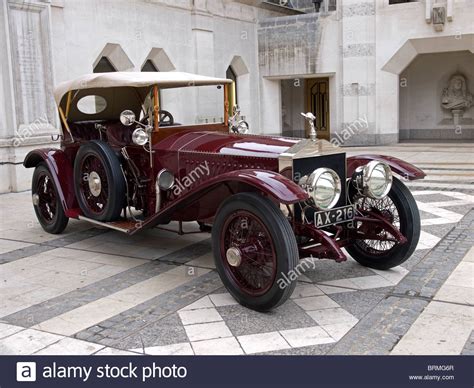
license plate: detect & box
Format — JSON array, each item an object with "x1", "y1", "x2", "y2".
[{"x1": 314, "y1": 205, "x2": 355, "y2": 228}]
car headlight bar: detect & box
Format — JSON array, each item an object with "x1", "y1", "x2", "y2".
[
  {"x1": 352, "y1": 161, "x2": 393, "y2": 199},
  {"x1": 299, "y1": 168, "x2": 341, "y2": 210}
]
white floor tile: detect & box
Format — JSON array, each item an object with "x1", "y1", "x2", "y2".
[
  {"x1": 317, "y1": 279, "x2": 360, "y2": 290},
  {"x1": 444, "y1": 262, "x2": 473, "y2": 289},
  {"x1": 0, "y1": 239, "x2": 33, "y2": 255},
  {"x1": 369, "y1": 266, "x2": 409, "y2": 285},
  {"x1": 180, "y1": 296, "x2": 214, "y2": 311},
  {"x1": 435, "y1": 284, "x2": 473, "y2": 306},
  {"x1": 280, "y1": 326, "x2": 335, "y2": 348},
  {"x1": 184, "y1": 321, "x2": 233, "y2": 342},
  {"x1": 307, "y1": 308, "x2": 359, "y2": 326},
  {"x1": 416, "y1": 231, "x2": 441, "y2": 250},
  {"x1": 293, "y1": 295, "x2": 339, "y2": 311},
  {"x1": 192, "y1": 337, "x2": 243, "y2": 355},
  {"x1": 138, "y1": 343, "x2": 194, "y2": 355},
  {"x1": 178, "y1": 308, "x2": 223, "y2": 326},
  {"x1": 348, "y1": 275, "x2": 392, "y2": 290},
  {"x1": 291, "y1": 283, "x2": 324, "y2": 299},
  {"x1": 321, "y1": 322, "x2": 358, "y2": 341},
  {"x1": 209, "y1": 293, "x2": 238, "y2": 307},
  {"x1": 34, "y1": 337, "x2": 104, "y2": 355},
  {"x1": 463, "y1": 247, "x2": 474, "y2": 263},
  {"x1": 423, "y1": 301, "x2": 474, "y2": 321},
  {"x1": 0, "y1": 323, "x2": 24, "y2": 339},
  {"x1": 237, "y1": 332, "x2": 290, "y2": 354},
  {"x1": 317, "y1": 285, "x2": 355, "y2": 295},
  {"x1": 0, "y1": 329, "x2": 63, "y2": 355},
  {"x1": 391, "y1": 312, "x2": 473, "y2": 355},
  {"x1": 95, "y1": 347, "x2": 140, "y2": 356}
]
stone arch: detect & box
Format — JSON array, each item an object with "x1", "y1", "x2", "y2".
[
  {"x1": 382, "y1": 34, "x2": 474, "y2": 75},
  {"x1": 229, "y1": 55, "x2": 249, "y2": 77},
  {"x1": 93, "y1": 43, "x2": 134, "y2": 72},
  {"x1": 227, "y1": 55, "x2": 251, "y2": 128},
  {"x1": 142, "y1": 48, "x2": 176, "y2": 72}
]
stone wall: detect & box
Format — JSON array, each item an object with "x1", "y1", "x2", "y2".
[
  {"x1": 258, "y1": 13, "x2": 321, "y2": 77},
  {"x1": 399, "y1": 51, "x2": 474, "y2": 140},
  {"x1": 0, "y1": 0, "x2": 277, "y2": 193}
]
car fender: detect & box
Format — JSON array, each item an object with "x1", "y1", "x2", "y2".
[
  {"x1": 214, "y1": 169, "x2": 309, "y2": 204},
  {"x1": 138, "y1": 169, "x2": 309, "y2": 231},
  {"x1": 23, "y1": 148, "x2": 77, "y2": 214},
  {"x1": 347, "y1": 154, "x2": 425, "y2": 181}
]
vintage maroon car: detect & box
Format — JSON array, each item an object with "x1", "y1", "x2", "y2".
[{"x1": 24, "y1": 72, "x2": 425, "y2": 311}]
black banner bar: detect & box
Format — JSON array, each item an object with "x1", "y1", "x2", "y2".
[{"x1": 1, "y1": 356, "x2": 472, "y2": 388}]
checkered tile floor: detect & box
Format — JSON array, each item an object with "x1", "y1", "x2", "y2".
[{"x1": 0, "y1": 189, "x2": 472, "y2": 355}]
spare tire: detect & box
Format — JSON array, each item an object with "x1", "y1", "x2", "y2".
[{"x1": 74, "y1": 140, "x2": 125, "y2": 221}]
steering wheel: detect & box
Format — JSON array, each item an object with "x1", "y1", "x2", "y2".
[
  {"x1": 158, "y1": 110, "x2": 174, "y2": 126},
  {"x1": 140, "y1": 110, "x2": 174, "y2": 126}
]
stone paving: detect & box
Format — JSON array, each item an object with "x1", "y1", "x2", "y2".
[{"x1": 0, "y1": 143, "x2": 472, "y2": 355}]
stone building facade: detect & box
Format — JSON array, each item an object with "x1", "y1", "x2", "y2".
[{"x1": 0, "y1": 0, "x2": 473, "y2": 192}]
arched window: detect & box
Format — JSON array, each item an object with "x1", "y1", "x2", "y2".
[
  {"x1": 141, "y1": 59, "x2": 158, "y2": 72},
  {"x1": 141, "y1": 60, "x2": 162, "y2": 110},
  {"x1": 226, "y1": 66, "x2": 238, "y2": 116},
  {"x1": 93, "y1": 44, "x2": 134, "y2": 73},
  {"x1": 94, "y1": 57, "x2": 116, "y2": 73}
]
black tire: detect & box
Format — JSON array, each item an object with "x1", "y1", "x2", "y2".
[
  {"x1": 32, "y1": 163, "x2": 69, "y2": 234},
  {"x1": 346, "y1": 177, "x2": 420, "y2": 270},
  {"x1": 212, "y1": 193, "x2": 299, "y2": 311},
  {"x1": 74, "y1": 140, "x2": 125, "y2": 222}
]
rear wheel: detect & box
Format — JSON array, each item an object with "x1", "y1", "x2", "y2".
[
  {"x1": 74, "y1": 140, "x2": 125, "y2": 221},
  {"x1": 32, "y1": 163, "x2": 68, "y2": 234},
  {"x1": 212, "y1": 193, "x2": 299, "y2": 311},
  {"x1": 346, "y1": 177, "x2": 420, "y2": 270}
]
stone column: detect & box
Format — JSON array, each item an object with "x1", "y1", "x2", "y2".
[
  {"x1": 0, "y1": 0, "x2": 57, "y2": 192},
  {"x1": 338, "y1": 0, "x2": 377, "y2": 145},
  {"x1": 191, "y1": 1, "x2": 220, "y2": 124}
]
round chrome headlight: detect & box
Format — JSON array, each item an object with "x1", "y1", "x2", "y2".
[
  {"x1": 300, "y1": 168, "x2": 341, "y2": 210},
  {"x1": 363, "y1": 161, "x2": 392, "y2": 199},
  {"x1": 157, "y1": 169, "x2": 175, "y2": 191},
  {"x1": 132, "y1": 128, "x2": 149, "y2": 146}
]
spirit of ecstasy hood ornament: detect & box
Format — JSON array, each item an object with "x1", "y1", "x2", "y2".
[{"x1": 301, "y1": 112, "x2": 317, "y2": 142}]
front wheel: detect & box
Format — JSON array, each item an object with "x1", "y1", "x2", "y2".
[
  {"x1": 212, "y1": 193, "x2": 299, "y2": 311},
  {"x1": 346, "y1": 177, "x2": 420, "y2": 270}
]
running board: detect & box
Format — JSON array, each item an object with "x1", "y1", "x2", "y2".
[{"x1": 78, "y1": 216, "x2": 138, "y2": 234}]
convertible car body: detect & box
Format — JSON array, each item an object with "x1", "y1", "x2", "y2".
[{"x1": 24, "y1": 72, "x2": 425, "y2": 311}]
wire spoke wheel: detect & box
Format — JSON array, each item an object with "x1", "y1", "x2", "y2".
[
  {"x1": 346, "y1": 177, "x2": 421, "y2": 270},
  {"x1": 355, "y1": 196, "x2": 400, "y2": 255},
  {"x1": 36, "y1": 172, "x2": 57, "y2": 223},
  {"x1": 221, "y1": 210, "x2": 277, "y2": 296},
  {"x1": 32, "y1": 164, "x2": 68, "y2": 234},
  {"x1": 212, "y1": 193, "x2": 299, "y2": 311}
]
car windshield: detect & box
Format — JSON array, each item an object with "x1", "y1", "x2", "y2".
[
  {"x1": 140, "y1": 85, "x2": 226, "y2": 127},
  {"x1": 65, "y1": 84, "x2": 226, "y2": 127}
]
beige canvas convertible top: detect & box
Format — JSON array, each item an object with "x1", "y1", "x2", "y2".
[
  {"x1": 54, "y1": 71, "x2": 232, "y2": 105},
  {"x1": 54, "y1": 71, "x2": 232, "y2": 123}
]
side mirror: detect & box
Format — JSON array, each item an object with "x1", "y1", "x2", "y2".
[{"x1": 120, "y1": 110, "x2": 136, "y2": 126}]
